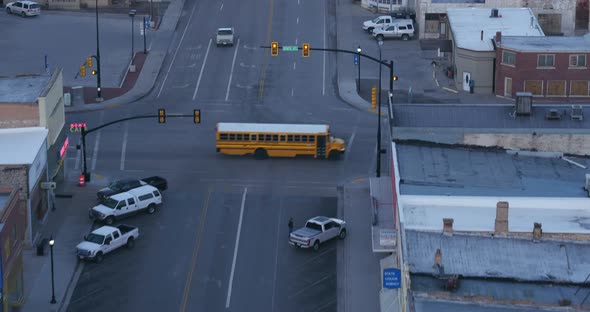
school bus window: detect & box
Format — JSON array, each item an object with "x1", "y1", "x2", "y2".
[
  {"x1": 310, "y1": 136, "x2": 315, "y2": 142},
  {"x1": 244, "y1": 134, "x2": 250, "y2": 140},
  {"x1": 287, "y1": 135, "x2": 293, "y2": 142},
  {"x1": 220, "y1": 134, "x2": 228, "y2": 140},
  {"x1": 251, "y1": 134, "x2": 257, "y2": 141},
  {"x1": 272, "y1": 135, "x2": 278, "y2": 141},
  {"x1": 294, "y1": 135, "x2": 301, "y2": 142},
  {"x1": 236, "y1": 134, "x2": 242, "y2": 140},
  {"x1": 229, "y1": 134, "x2": 235, "y2": 140},
  {"x1": 280, "y1": 135, "x2": 286, "y2": 141},
  {"x1": 302, "y1": 136, "x2": 308, "y2": 142},
  {"x1": 265, "y1": 134, "x2": 272, "y2": 141}
]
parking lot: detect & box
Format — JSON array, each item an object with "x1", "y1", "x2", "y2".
[{"x1": 0, "y1": 9, "x2": 151, "y2": 87}]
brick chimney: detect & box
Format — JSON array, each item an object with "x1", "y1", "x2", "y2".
[
  {"x1": 443, "y1": 218, "x2": 454, "y2": 236},
  {"x1": 533, "y1": 222, "x2": 542, "y2": 241},
  {"x1": 495, "y1": 201, "x2": 509, "y2": 233},
  {"x1": 496, "y1": 31, "x2": 502, "y2": 44}
]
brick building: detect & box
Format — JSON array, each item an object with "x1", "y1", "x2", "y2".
[
  {"x1": 0, "y1": 187, "x2": 26, "y2": 312},
  {"x1": 494, "y1": 32, "x2": 590, "y2": 99},
  {"x1": 0, "y1": 128, "x2": 49, "y2": 246},
  {"x1": 0, "y1": 69, "x2": 68, "y2": 186}
]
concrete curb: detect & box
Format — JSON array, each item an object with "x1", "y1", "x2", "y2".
[{"x1": 64, "y1": 0, "x2": 188, "y2": 113}]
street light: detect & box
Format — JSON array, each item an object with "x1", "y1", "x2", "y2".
[
  {"x1": 376, "y1": 39, "x2": 383, "y2": 178},
  {"x1": 129, "y1": 10, "x2": 136, "y2": 66},
  {"x1": 49, "y1": 237, "x2": 56, "y2": 304},
  {"x1": 94, "y1": 0, "x2": 103, "y2": 102},
  {"x1": 357, "y1": 45, "x2": 361, "y2": 93}
]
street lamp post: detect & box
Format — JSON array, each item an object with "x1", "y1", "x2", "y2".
[
  {"x1": 376, "y1": 39, "x2": 383, "y2": 178},
  {"x1": 143, "y1": 16, "x2": 147, "y2": 54},
  {"x1": 49, "y1": 237, "x2": 56, "y2": 304},
  {"x1": 95, "y1": 0, "x2": 103, "y2": 101},
  {"x1": 357, "y1": 45, "x2": 361, "y2": 93},
  {"x1": 129, "y1": 10, "x2": 136, "y2": 66}
]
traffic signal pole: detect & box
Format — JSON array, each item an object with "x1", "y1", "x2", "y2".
[{"x1": 80, "y1": 113, "x2": 197, "y2": 181}]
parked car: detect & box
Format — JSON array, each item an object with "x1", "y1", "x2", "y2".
[
  {"x1": 76, "y1": 224, "x2": 139, "y2": 263},
  {"x1": 389, "y1": 8, "x2": 416, "y2": 21},
  {"x1": 362, "y1": 15, "x2": 394, "y2": 33},
  {"x1": 5, "y1": 1, "x2": 40, "y2": 17},
  {"x1": 289, "y1": 216, "x2": 347, "y2": 251},
  {"x1": 372, "y1": 19, "x2": 415, "y2": 41},
  {"x1": 96, "y1": 176, "x2": 167, "y2": 201},
  {"x1": 90, "y1": 185, "x2": 162, "y2": 225},
  {"x1": 216, "y1": 27, "x2": 235, "y2": 46}
]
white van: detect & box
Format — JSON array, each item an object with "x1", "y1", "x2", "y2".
[
  {"x1": 372, "y1": 19, "x2": 415, "y2": 41},
  {"x1": 89, "y1": 185, "x2": 162, "y2": 225}
]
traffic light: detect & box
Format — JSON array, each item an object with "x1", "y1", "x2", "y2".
[
  {"x1": 371, "y1": 87, "x2": 377, "y2": 109},
  {"x1": 393, "y1": 76, "x2": 398, "y2": 81},
  {"x1": 271, "y1": 42, "x2": 279, "y2": 56},
  {"x1": 193, "y1": 109, "x2": 201, "y2": 124},
  {"x1": 91, "y1": 69, "x2": 98, "y2": 76},
  {"x1": 302, "y1": 43, "x2": 310, "y2": 57},
  {"x1": 158, "y1": 109, "x2": 166, "y2": 123},
  {"x1": 80, "y1": 65, "x2": 86, "y2": 77},
  {"x1": 87, "y1": 56, "x2": 93, "y2": 68}
]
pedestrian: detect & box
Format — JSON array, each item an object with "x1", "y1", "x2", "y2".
[{"x1": 288, "y1": 217, "x2": 294, "y2": 235}]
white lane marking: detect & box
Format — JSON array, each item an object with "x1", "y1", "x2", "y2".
[
  {"x1": 293, "y1": 62, "x2": 296, "y2": 70},
  {"x1": 220, "y1": 3, "x2": 223, "y2": 10},
  {"x1": 297, "y1": 17, "x2": 299, "y2": 24},
  {"x1": 295, "y1": 38, "x2": 298, "y2": 45},
  {"x1": 291, "y1": 88, "x2": 294, "y2": 97},
  {"x1": 192, "y1": 38, "x2": 212, "y2": 100},
  {"x1": 225, "y1": 38, "x2": 241, "y2": 101},
  {"x1": 345, "y1": 127, "x2": 356, "y2": 161},
  {"x1": 226, "y1": 187, "x2": 247, "y2": 308},
  {"x1": 74, "y1": 136, "x2": 81, "y2": 170},
  {"x1": 90, "y1": 111, "x2": 105, "y2": 170},
  {"x1": 322, "y1": 7, "x2": 326, "y2": 96},
  {"x1": 120, "y1": 121, "x2": 129, "y2": 170},
  {"x1": 157, "y1": 2, "x2": 197, "y2": 98},
  {"x1": 298, "y1": 0, "x2": 299, "y2": 4},
  {"x1": 270, "y1": 198, "x2": 283, "y2": 311}
]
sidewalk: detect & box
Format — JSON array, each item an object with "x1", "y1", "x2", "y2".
[
  {"x1": 337, "y1": 177, "x2": 400, "y2": 312},
  {"x1": 21, "y1": 182, "x2": 99, "y2": 312}
]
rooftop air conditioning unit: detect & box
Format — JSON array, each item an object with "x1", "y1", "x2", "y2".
[
  {"x1": 515, "y1": 92, "x2": 532, "y2": 116},
  {"x1": 585, "y1": 174, "x2": 590, "y2": 193},
  {"x1": 64, "y1": 93, "x2": 72, "y2": 106},
  {"x1": 571, "y1": 105, "x2": 583, "y2": 121}
]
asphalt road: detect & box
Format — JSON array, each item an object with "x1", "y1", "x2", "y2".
[
  {"x1": 64, "y1": 0, "x2": 388, "y2": 310},
  {"x1": 0, "y1": 10, "x2": 149, "y2": 87}
]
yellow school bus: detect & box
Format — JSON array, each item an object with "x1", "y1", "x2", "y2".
[{"x1": 216, "y1": 122, "x2": 346, "y2": 159}]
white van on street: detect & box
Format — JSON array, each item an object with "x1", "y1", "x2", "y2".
[{"x1": 89, "y1": 185, "x2": 162, "y2": 225}]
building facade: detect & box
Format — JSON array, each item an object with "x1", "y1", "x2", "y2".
[
  {"x1": 446, "y1": 8, "x2": 544, "y2": 93},
  {"x1": 495, "y1": 33, "x2": 590, "y2": 99},
  {"x1": 0, "y1": 187, "x2": 26, "y2": 312},
  {"x1": 416, "y1": 0, "x2": 580, "y2": 39},
  {"x1": 0, "y1": 69, "x2": 68, "y2": 186},
  {"x1": 0, "y1": 128, "x2": 49, "y2": 246}
]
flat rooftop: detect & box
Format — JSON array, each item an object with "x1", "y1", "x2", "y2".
[
  {"x1": 397, "y1": 143, "x2": 589, "y2": 197},
  {"x1": 0, "y1": 75, "x2": 49, "y2": 103},
  {"x1": 501, "y1": 34, "x2": 590, "y2": 52},
  {"x1": 392, "y1": 104, "x2": 590, "y2": 129},
  {"x1": 405, "y1": 229, "x2": 590, "y2": 283},
  {"x1": 0, "y1": 127, "x2": 48, "y2": 165},
  {"x1": 447, "y1": 8, "x2": 544, "y2": 51}
]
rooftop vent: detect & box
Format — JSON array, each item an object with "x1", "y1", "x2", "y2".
[
  {"x1": 515, "y1": 92, "x2": 533, "y2": 116},
  {"x1": 490, "y1": 8, "x2": 499, "y2": 18}
]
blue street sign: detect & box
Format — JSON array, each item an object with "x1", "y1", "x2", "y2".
[
  {"x1": 354, "y1": 54, "x2": 358, "y2": 65},
  {"x1": 144, "y1": 16, "x2": 149, "y2": 28},
  {"x1": 383, "y1": 268, "x2": 401, "y2": 289}
]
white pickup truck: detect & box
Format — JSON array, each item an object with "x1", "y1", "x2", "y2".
[
  {"x1": 289, "y1": 216, "x2": 347, "y2": 251},
  {"x1": 76, "y1": 225, "x2": 139, "y2": 263},
  {"x1": 216, "y1": 27, "x2": 235, "y2": 46},
  {"x1": 89, "y1": 185, "x2": 162, "y2": 225},
  {"x1": 362, "y1": 15, "x2": 395, "y2": 33}
]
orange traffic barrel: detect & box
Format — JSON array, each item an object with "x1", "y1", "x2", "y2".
[{"x1": 78, "y1": 174, "x2": 85, "y2": 187}]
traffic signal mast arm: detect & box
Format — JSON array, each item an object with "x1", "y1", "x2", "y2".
[{"x1": 259, "y1": 45, "x2": 390, "y2": 67}]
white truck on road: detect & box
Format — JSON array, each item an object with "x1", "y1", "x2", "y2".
[
  {"x1": 76, "y1": 225, "x2": 139, "y2": 263},
  {"x1": 289, "y1": 216, "x2": 347, "y2": 251},
  {"x1": 89, "y1": 185, "x2": 162, "y2": 225}
]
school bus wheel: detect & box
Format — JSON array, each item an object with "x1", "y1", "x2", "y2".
[{"x1": 254, "y1": 148, "x2": 268, "y2": 159}]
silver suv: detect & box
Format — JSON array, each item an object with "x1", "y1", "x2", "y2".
[{"x1": 6, "y1": 1, "x2": 41, "y2": 17}]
